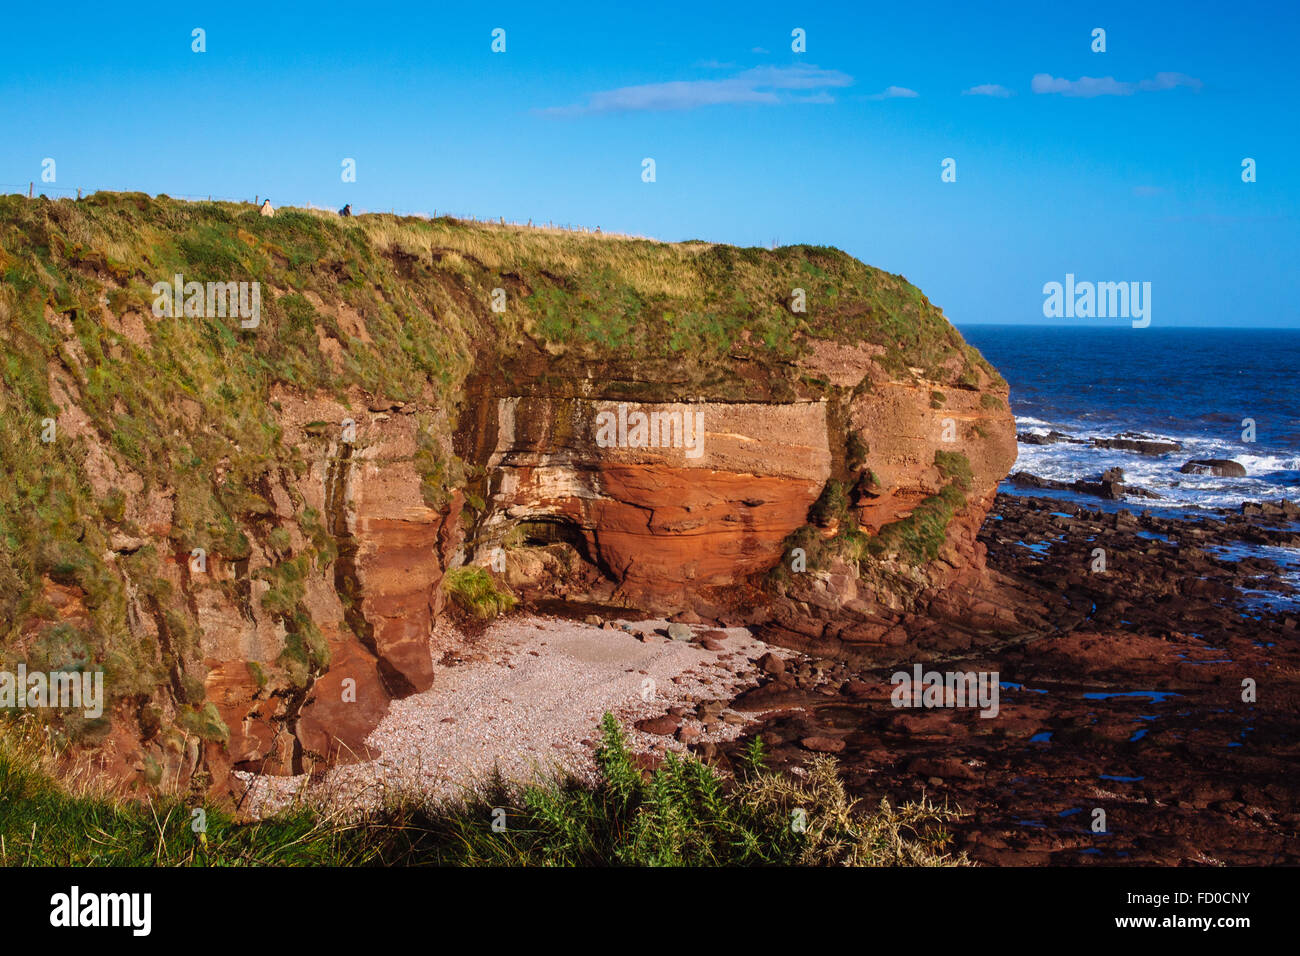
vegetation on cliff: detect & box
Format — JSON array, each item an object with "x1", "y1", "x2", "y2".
[
  {"x1": 771, "y1": 450, "x2": 976, "y2": 597},
  {"x1": 441, "y1": 566, "x2": 517, "y2": 620},
  {"x1": 0, "y1": 190, "x2": 1000, "y2": 760}
]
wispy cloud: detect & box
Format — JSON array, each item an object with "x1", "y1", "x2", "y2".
[
  {"x1": 963, "y1": 83, "x2": 1014, "y2": 98},
  {"x1": 539, "y1": 64, "x2": 852, "y2": 115},
  {"x1": 866, "y1": 85, "x2": 919, "y2": 100},
  {"x1": 1031, "y1": 71, "x2": 1202, "y2": 97}
]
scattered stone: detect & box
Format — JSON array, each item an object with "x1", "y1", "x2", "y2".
[
  {"x1": 800, "y1": 736, "x2": 845, "y2": 754},
  {"x1": 635, "y1": 714, "x2": 681, "y2": 736},
  {"x1": 908, "y1": 757, "x2": 975, "y2": 780},
  {"x1": 842, "y1": 679, "x2": 873, "y2": 699},
  {"x1": 676, "y1": 724, "x2": 702, "y2": 744},
  {"x1": 666, "y1": 623, "x2": 694, "y2": 642}
]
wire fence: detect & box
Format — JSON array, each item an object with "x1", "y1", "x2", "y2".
[
  {"x1": 0, "y1": 181, "x2": 255, "y2": 204},
  {"x1": 0, "y1": 181, "x2": 645, "y2": 239}
]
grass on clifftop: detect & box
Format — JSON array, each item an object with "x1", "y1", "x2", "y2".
[{"x1": 0, "y1": 714, "x2": 968, "y2": 867}]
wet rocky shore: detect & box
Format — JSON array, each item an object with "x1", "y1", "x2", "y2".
[{"x1": 714, "y1": 492, "x2": 1300, "y2": 865}]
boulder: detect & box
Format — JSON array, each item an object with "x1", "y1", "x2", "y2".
[
  {"x1": 1017, "y1": 429, "x2": 1083, "y2": 446},
  {"x1": 1180, "y1": 459, "x2": 1247, "y2": 477},
  {"x1": 665, "y1": 623, "x2": 694, "y2": 642},
  {"x1": 1091, "y1": 435, "x2": 1181, "y2": 456},
  {"x1": 634, "y1": 714, "x2": 681, "y2": 735}
]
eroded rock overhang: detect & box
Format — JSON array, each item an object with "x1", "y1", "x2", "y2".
[{"x1": 463, "y1": 396, "x2": 833, "y2": 606}]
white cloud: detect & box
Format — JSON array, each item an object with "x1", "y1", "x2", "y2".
[
  {"x1": 539, "y1": 64, "x2": 852, "y2": 115},
  {"x1": 1031, "y1": 71, "x2": 1202, "y2": 97},
  {"x1": 962, "y1": 83, "x2": 1013, "y2": 97},
  {"x1": 866, "y1": 85, "x2": 919, "y2": 100}
]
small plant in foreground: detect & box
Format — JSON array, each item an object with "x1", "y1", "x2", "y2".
[{"x1": 0, "y1": 714, "x2": 968, "y2": 867}]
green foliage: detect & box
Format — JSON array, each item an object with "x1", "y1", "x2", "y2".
[
  {"x1": 0, "y1": 718, "x2": 345, "y2": 866},
  {"x1": 176, "y1": 702, "x2": 229, "y2": 743},
  {"x1": 1, "y1": 715, "x2": 969, "y2": 867},
  {"x1": 866, "y1": 484, "x2": 967, "y2": 565},
  {"x1": 442, "y1": 566, "x2": 517, "y2": 619},
  {"x1": 845, "y1": 432, "x2": 869, "y2": 472},
  {"x1": 809, "y1": 479, "x2": 850, "y2": 527},
  {"x1": 933, "y1": 450, "x2": 973, "y2": 491}
]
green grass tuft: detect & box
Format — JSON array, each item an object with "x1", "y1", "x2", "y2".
[{"x1": 442, "y1": 566, "x2": 517, "y2": 619}]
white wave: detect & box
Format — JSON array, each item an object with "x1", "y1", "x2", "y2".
[
  {"x1": 1013, "y1": 416, "x2": 1056, "y2": 431},
  {"x1": 1233, "y1": 453, "x2": 1300, "y2": 473}
]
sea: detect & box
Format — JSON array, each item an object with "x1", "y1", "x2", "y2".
[
  {"x1": 960, "y1": 325, "x2": 1300, "y2": 609},
  {"x1": 959, "y1": 326, "x2": 1300, "y2": 515}
]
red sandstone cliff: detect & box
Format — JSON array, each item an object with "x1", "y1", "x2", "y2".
[{"x1": 0, "y1": 194, "x2": 1016, "y2": 799}]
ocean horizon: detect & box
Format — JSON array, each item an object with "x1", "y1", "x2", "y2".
[{"x1": 960, "y1": 325, "x2": 1300, "y2": 512}]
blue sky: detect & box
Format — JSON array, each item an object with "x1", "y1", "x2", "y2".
[{"x1": 1, "y1": 0, "x2": 1296, "y2": 327}]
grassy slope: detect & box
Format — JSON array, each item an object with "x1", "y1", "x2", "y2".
[{"x1": 0, "y1": 191, "x2": 997, "y2": 745}]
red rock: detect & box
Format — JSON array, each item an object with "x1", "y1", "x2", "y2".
[
  {"x1": 842, "y1": 679, "x2": 873, "y2": 699},
  {"x1": 635, "y1": 714, "x2": 682, "y2": 736},
  {"x1": 800, "y1": 736, "x2": 846, "y2": 753},
  {"x1": 732, "y1": 683, "x2": 807, "y2": 712},
  {"x1": 907, "y1": 757, "x2": 975, "y2": 780}
]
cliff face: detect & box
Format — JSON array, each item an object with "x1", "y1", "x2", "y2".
[
  {"x1": 0, "y1": 193, "x2": 1014, "y2": 797},
  {"x1": 460, "y1": 397, "x2": 833, "y2": 607}
]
